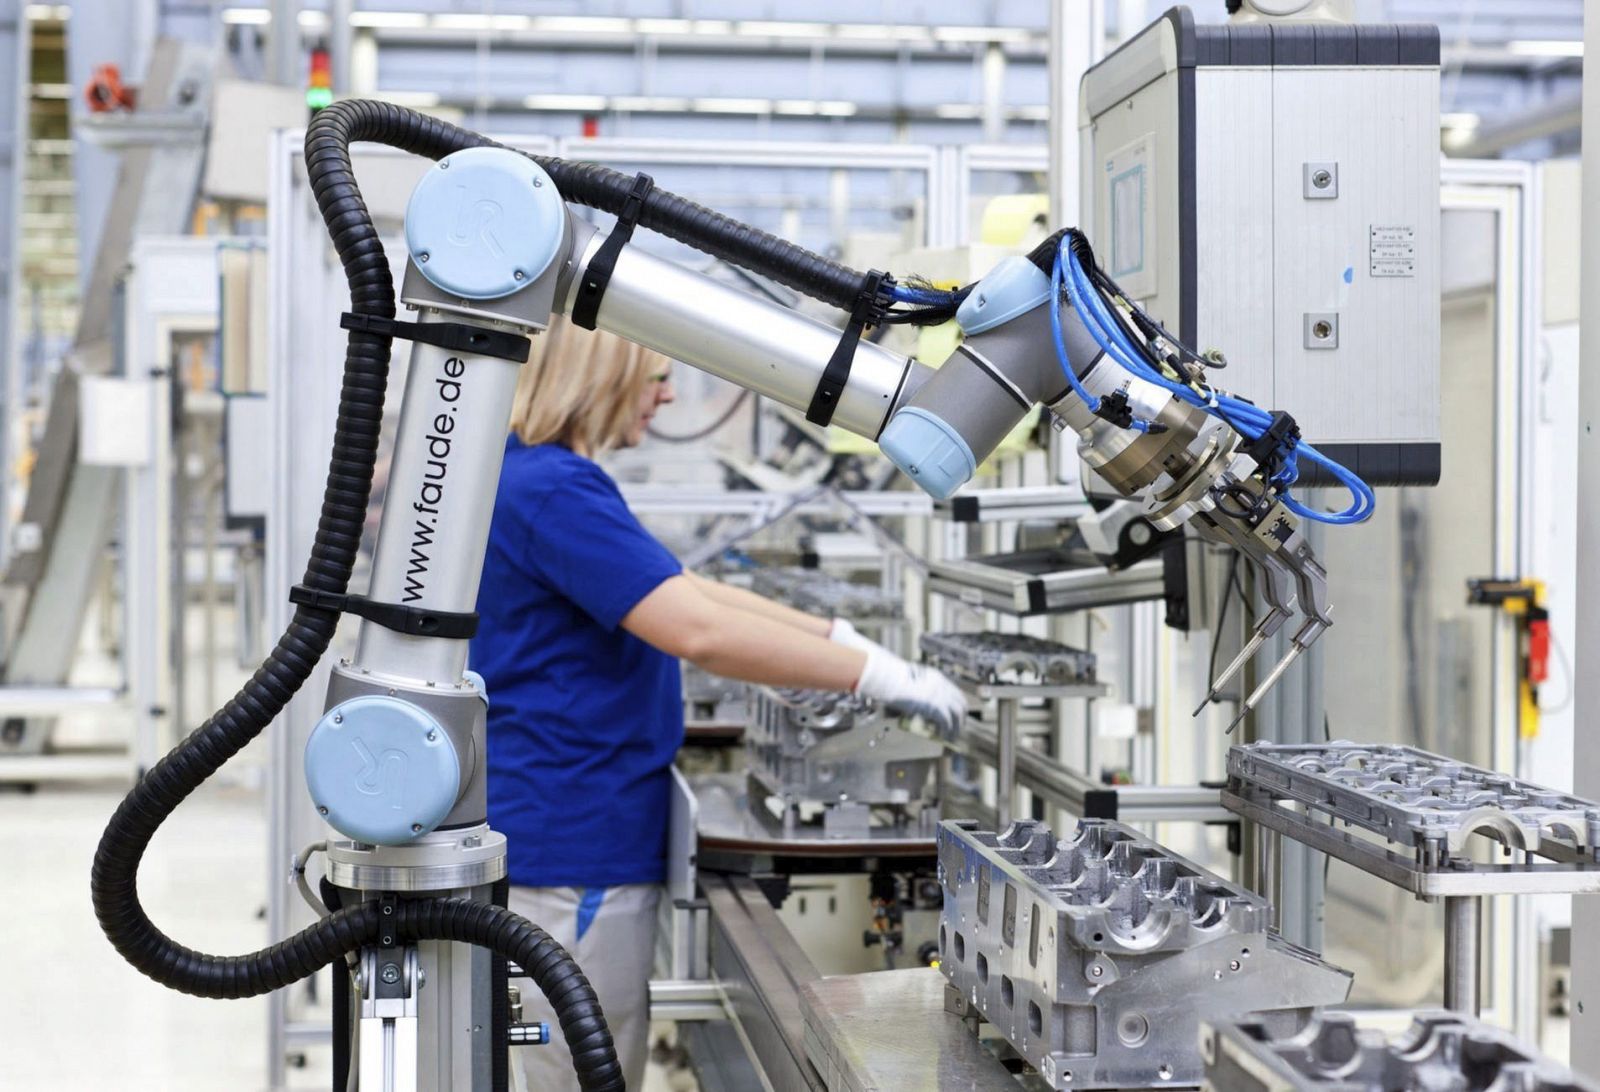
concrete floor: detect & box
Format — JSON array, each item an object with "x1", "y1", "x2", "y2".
[
  {"x1": 0, "y1": 771, "x2": 692, "y2": 1091},
  {"x1": 0, "y1": 583, "x2": 700, "y2": 1090},
  {"x1": 0, "y1": 776, "x2": 317, "y2": 1091}
]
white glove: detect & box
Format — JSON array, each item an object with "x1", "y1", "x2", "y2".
[
  {"x1": 828, "y1": 617, "x2": 885, "y2": 655},
  {"x1": 853, "y1": 646, "x2": 968, "y2": 736}
]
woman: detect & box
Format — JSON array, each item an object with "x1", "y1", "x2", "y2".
[{"x1": 472, "y1": 315, "x2": 965, "y2": 1091}]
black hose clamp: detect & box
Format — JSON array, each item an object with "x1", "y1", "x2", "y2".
[
  {"x1": 571, "y1": 172, "x2": 655, "y2": 330},
  {"x1": 805, "y1": 269, "x2": 891, "y2": 427},
  {"x1": 340, "y1": 312, "x2": 530, "y2": 363},
  {"x1": 1238, "y1": 409, "x2": 1301, "y2": 480},
  {"x1": 290, "y1": 584, "x2": 479, "y2": 640}
]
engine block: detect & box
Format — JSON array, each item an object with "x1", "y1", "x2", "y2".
[
  {"x1": 920, "y1": 631, "x2": 1096, "y2": 686},
  {"x1": 1201, "y1": 1010, "x2": 1599, "y2": 1091},
  {"x1": 747, "y1": 688, "x2": 941, "y2": 835},
  {"x1": 937, "y1": 818, "x2": 1351, "y2": 1089}
]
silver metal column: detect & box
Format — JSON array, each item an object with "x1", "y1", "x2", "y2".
[
  {"x1": 267, "y1": 0, "x2": 300, "y2": 87},
  {"x1": 996, "y1": 697, "x2": 1018, "y2": 828},
  {"x1": 328, "y1": 0, "x2": 355, "y2": 94},
  {"x1": 1256, "y1": 826, "x2": 1282, "y2": 931},
  {"x1": 1251, "y1": 526, "x2": 1329, "y2": 952},
  {"x1": 1575, "y1": 0, "x2": 1600, "y2": 1072},
  {"x1": 1443, "y1": 896, "x2": 1481, "y2": 1014},
  {"x1": 0, "y1": 1, "x2": 22, "y2": 578},
  {"x1": 1047, "y1": 0, "x2": 1098, "y2": 226}
]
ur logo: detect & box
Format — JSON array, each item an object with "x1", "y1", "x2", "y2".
[
  {"x1": 449, "y1": 184, "x2": 505, "y2": 257},
  {"x1": 351, "y1": 737, "x2": 409, "y2": 809}
]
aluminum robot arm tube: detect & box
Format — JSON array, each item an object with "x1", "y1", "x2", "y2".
[{"x1": 570, "y1": 227, "x2": 932, "y2": 440}]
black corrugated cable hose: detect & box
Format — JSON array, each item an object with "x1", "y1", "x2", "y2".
[
  {"x1": 310, "y1": 99, "x2": 876, "y2": 309},
  {"x1": 90, "y1": 100, "x2": 639, "y2": 1091}
]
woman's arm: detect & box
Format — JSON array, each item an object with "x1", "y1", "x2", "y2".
[
  {"x1": 682, "y1": 572, "x2": 831, "y2": 637},
  {"x1": 623, "y1": 575, "x2": 861, "y2": 689},
  {"x1": 623, "y1": 574, "x2": 968, "y2": 732}
]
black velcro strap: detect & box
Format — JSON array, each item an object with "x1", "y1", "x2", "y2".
[
  {"x1": 341, "y1": 312, "x2": 531, "y2": 364},
  {"x1": 290, "y1": 584, "x2": 479, "y2": 639},
  {"x1": 806, "y1": 270, "x2": 889, "y2": 427},
  {"x1": 572, "y1": 172, "x2": 655, "y2": 330}
]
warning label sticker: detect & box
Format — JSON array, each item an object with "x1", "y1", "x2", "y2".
[{"x1": 1370, "y1": 225, "x2": 1416, "y2": 278}]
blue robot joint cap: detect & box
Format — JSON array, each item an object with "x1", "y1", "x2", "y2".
[
  {"x1": 304, "y1": 695, "x2": 462, "y2": 846},
  {"x1": 405, "y1": 146, "x2": 567, "y2": 301},
  {"x1": 956, "y1": 255, "x2": 1052, "y2": 336}
]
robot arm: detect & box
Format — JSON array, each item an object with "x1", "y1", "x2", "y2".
[{"x1": 92, "y1": 102, "x2": 1372, "y2": 1091}]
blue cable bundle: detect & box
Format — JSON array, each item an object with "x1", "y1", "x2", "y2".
[
  {"x1": 1052, "y1": 235, "x2": 1375, "y2": 526},
  {"x1": 889, "y1": 283, "x2": 964, "y2": 306}
]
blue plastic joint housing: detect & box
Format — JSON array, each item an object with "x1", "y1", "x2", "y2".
[
  {"x1": 879, "y1": 407, "x2": 978, "y2": 501},
  {"x1": 404, "y1": 146, "x2": 566, "y2": 300},
  {"x1": 956, "y1": 256, "x2": 1051, "y2": 335},
  {"x1": 304, "y1": 695, "x2": 461, "y2": 845}
]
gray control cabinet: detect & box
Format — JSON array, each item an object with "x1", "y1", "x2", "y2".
[{"x1": 1079, "y1": 7, "x2": 1441, "y2": 484}]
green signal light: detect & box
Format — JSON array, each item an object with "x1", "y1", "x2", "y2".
[{"x1": 307, "y1": 86, "x2": 333, "y2": 110}]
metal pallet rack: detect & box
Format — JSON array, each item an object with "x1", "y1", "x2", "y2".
[{"x1": 1225, "y1": 741, "x2": 1600, "y2": 1014}]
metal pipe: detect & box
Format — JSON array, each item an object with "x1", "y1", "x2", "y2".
[
  {"x1": 1257, "y1": 826, "x2": 1282, "y2": 930},
  {"x1": 268, "y1": 0, "x2": 300, "y2": 87},
  {"x1": 1443, "y1": 896, "x2": 1480, "y2": 1014},
  {"x1": 328, "y1": 0, "x2": 355, "y2": 94},
  {"x1": 997, "y1": 697, "x2": 1018, "y2": 827}
]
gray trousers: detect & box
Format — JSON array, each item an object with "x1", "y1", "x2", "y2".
[{"x1": 507, "y1": 884, "x2": 661, "y2": 1092}]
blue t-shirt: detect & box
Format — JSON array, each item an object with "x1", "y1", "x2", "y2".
[{"x1": 472, "y1": 439, "x2": 684, "y2": 888}]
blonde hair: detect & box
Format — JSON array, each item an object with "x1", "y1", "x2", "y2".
[{"x1": 507, "y1": 314, "x2": 669, "y2": 454}]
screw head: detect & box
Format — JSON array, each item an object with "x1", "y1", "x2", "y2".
[
  {"x1": 513, "y1": 269, "x2": 525, "y2": 281},
  {"x1": 1090, "y1": 964, "x2": 1103, "y2": 978},
  {"x1": 332, "y1": 713, "x2": 343, "y2": 724},
  {"x1": 418, "y1": 253, "x2": 430, "y2": 263},
  {"x1": 317, "y1": 805, "x2": 329, "y2": 816},
  {"x1": 439, "y1": 159, "x2": 450, "y2": 170},
  {"x1": 411, "y1": 823, "x2": 424, "y2": 833},
  {"x1": 532, "y1": 176, "x2": 543, "y2": 187},
  {"x1": 380, "y1": 963, "x2": 401, "y2": 984},
  {"x1": 426, "y1": 730, "x2": 437, "y2": 742},
  {"x1": 1229, "y1": 959, "x2": 1241, "y2": 971}
]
